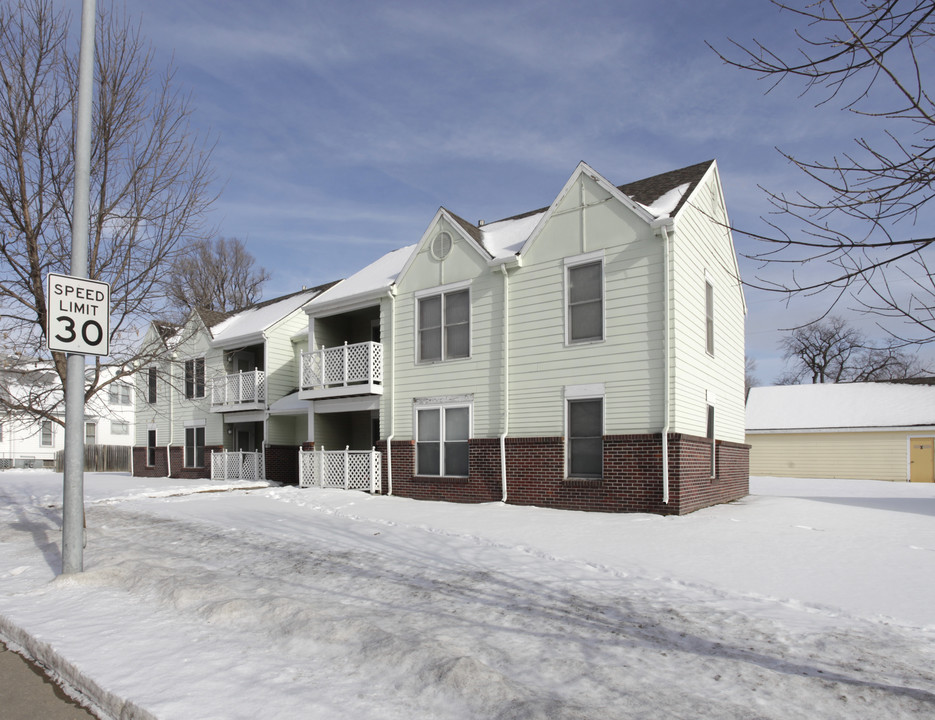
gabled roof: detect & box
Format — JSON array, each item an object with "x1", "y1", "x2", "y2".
[
  {"x1": 306, "y1": 160, "x2": 722, "y2": 305},
  {"x1": 208, "y1": 282, "x2": 339, "y2": 344},
  {"x1": 746, "y1": 382, "x2": 935, "y2": 432}
]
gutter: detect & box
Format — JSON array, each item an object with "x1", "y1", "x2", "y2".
[
  {"x1": 652, "y1": 217, "x2": 674, "y2": 504},
  {"x1": 385, "y1": 286, "x2": 397, "y2": 495},
  {"x1": 498, "y1": 263, "x2": 511, "y2": 502}
]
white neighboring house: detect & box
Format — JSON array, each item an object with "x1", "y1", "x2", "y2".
[{"x1": 0, "y1": 362, "x2": 136, "y2": 469}]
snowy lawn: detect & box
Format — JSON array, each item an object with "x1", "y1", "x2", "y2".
[{"x1": 0, "y1": 471, "x2": 933, "y2": 719}]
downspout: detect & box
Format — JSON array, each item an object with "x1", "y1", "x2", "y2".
[
  {"x1": 167, "y1": 354, "x2": 175, "y2": 477},
  {"x1": 499, "y1": 263, "x2": 510, "y2": 503},
  {"x1": 385, "y1": 287, "x2": 396, "y2": 495},
  {"x1": 653, "y1": 219, "x2": 673, "y2": 504}
]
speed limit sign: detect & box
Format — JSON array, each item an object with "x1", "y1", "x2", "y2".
[{"x1": 47, "y1": 273, "x2": 111, "y2": 356}]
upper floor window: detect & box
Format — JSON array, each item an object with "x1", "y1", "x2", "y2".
[
  {"x1": 705, "y1": 278, "x2": 715, "y2": 356},
  {"x1": 184, "y1": 358, "x2": 205, "y2": 399},
  {"x1": 112, "y1": 420, "x2": 129, "y2": 435},
  {"x1": 417, "y1": 288, "x2": 470, "y2": 362},
  {"x1": 565, "y1": 254, "x2": 604, "y2": 344},
  {"x1": 147, "y1": 367, "x2": 157, "y2": 404},
  {"x1": 108, "y1": 382, "x2": 132, "y2": 406},
  {"x1": 416, "y1": 403, "x2": 470, "y2": 477}
]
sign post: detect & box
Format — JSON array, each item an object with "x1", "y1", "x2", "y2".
[{"x1": 56, "y1": 0, "x2": 97, "y2": 576}]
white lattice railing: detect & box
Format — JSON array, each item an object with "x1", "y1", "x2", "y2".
[
  {"x1": 301, "y1": 342, "x2": 383, "y2": 392},
  {"x1": 211, "y1": 450, "x2": 265, "y2": 481},
  {"x1": 210, "y1": 370, "x2": 266, "y2": 409},
  {"x1": 298, "y1": 447, "x2": 381, "y2": 493}
]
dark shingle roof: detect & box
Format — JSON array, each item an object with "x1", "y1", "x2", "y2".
[{"x1": 616, "y1": 160, "x2": 713, "y2": 216}]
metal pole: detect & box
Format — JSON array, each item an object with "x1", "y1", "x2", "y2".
[{"x1": 62, "y1": 0, "x2": 96, "y2": 575}]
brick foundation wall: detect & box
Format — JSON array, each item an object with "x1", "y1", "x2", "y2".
[
  {"x1": 265, "y1": 445, "x2": 300, "y2": 484},
  {"x1": 379, "y1": 433, "x2": 749, "y2": 515},
  {"x1": 131, "y1": 445, "x2": 218, "y2": 479}
]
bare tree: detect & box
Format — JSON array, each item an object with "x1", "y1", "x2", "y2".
[
  {"x1": 778, "y1": 316, "x2": 924, "y2": 383},
  {"x1": 745, "y1": 355, "x2": 760, "y2": 395},
  {"x1": 0, "y1": 0, "x2": 216, "y2": 425},
  {"x1": 710, "y1": 1, "x2": 935, "y2": 344},
  {"x1": 167, "y1": 236, "x2": 270, "y2": 317}
]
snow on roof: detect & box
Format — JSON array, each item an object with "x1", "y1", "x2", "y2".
[
  {"x1": 635, "y1": 182, "x2": 691, "y2": 218},
  {"x1": 306, "y1": 244, "x2": 416, "y2": 310},
  {"x1": 209, "y1": 288, "x2": 324, "y2": 344},
  {"x1": 480, "y1": 211, "x2": 544, "y2": 257},
  {"x1": 746, "y1": 382, "x2": 935, "y2": 431}
]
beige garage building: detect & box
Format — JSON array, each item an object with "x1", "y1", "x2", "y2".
[{"x1": 745, "y1": 382, "x2": 935, "y2": 482}]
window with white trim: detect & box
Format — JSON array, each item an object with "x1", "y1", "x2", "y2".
[
  {"x1": 147, "y1": 429, "x2": 157, "y2": 466},
  {"x1": 184, "y1": 358, "x2": 205, "y2": 399},
  {"x1": 705, "y1": 278, "x2": 715, "y2": 356},
  {"x1": 112, "y1": 420, "x2": 129, "y2": 435},
  {"x1": 418, "y1": 289, "x2": 470, "y2": 362},
  {"x1": 566, "y1": 256, "x2": 604, "y2": 343},
  {"x1": 85, "y1": 422, "x2": 97, "y2": 445},
  {"x1": 416, "y1": 404, "x2": 470, "y2": 477},
  {"x1": 41, "y1": 420, "x2": 53, "y2": 447},
  {"x1": 185, "y1": 426, "x2": 205, "y2": 467},
  {"x1": 108, "y1": 382, "x2": 132, "y2": 406},
  {"x1": 567, "y1": 396, "x2": 603, "y2": 478}
]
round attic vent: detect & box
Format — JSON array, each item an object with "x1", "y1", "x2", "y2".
[{"x1": 431, "y1": 231, "x2": 453, "y2": 260}]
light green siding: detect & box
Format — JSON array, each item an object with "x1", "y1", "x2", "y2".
[
  {"x1": 669, "y1": 171, "x2": 746, "y2": 443},
  {"x1": 392, "y1": 219, "x2": 504, "y2": 439}
]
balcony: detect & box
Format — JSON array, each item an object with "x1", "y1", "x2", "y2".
[
  {"x1": 299, "y1": 341, "x2": 383, "y2": 400},
  {"x1": 210, "y1": 370, "x2": 266, "y2": 412}
]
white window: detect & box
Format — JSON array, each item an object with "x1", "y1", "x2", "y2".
[
  {"x1": 147, "y1": 429, "x2": 157, "y2": 467},
  {"x1": 565, "y1": 254, "x2": 604, "y2": 344},
  {"x1": 85, "y1": 422, "x2": 96, "y2": 445},
  {"x1": 567, "y1": 398, "x2": 603, "y2": 478},
  {"x1": 41, "y1": 420, "x2": 53, "y2": 447},
  {"x1": 185, "y1": 358, "x2": 205, "y2": 399},
  {"x1": 184, "y1": 426, "x2": 205, "y2": 467},
  {"x1": 112, "y1": 420, "x2": 129, "y2": 435},
  {"x1": 417, "y1": 288, "x2": 470, "y2": 362},
  {"x1": 416, "y1": 403, "x2": 470, "y2": 477},
  {"x1": 108, "y1": 382, "x2": 132, "y2": 405},
  {"x1": 705, "y1": 278, "x2": 715, "y2": 356}
]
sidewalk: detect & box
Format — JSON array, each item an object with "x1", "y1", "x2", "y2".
[{"x1": 0, "y1": 641, "x2": 97, "y2": 719}]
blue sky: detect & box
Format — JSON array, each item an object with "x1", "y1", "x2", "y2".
[{"x1": 69, "y1": 0, "x2": 917, "y2": 383}]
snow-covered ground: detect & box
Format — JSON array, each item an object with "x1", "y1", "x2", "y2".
[{"x1": 0, "y1": 471, "x2": 933, "y2": 719}]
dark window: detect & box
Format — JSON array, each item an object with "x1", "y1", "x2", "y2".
[
  {"x1": 705, "y1": 280, "x2": 715, "y2": 356},
  {"x1": 418, "y1": 290, "x2": 469, "y2": 362},
  {"x1": 568, "y1": 261, "x2": 603, "y2": 343},
  {"x1": 416, "y1": 406, "x2": 469, "y2": 476},
  {"x1": 185, "y1": 358, "x2": 205, "y2": 399},
  {"x1": 185, "y1": 426, "x2": 205, "y2": 467},
  {"x1": 707, "y1": 404, "x2": 716, "y2": 477},
  {"x1": 568, "y1": 398, "x2": 602, "y2": 478},
  {"x1": 147, "y1": 429, "x2": 157, "y2": 466},
  {"x1": 147, "y1": 367, "x2": 157, "y2": 403}
]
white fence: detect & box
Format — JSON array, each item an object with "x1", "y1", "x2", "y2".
[
  {"x1": 301, "y1": 342, "x2": 383, "y2": 391},
  {"x1": 210, "y1": 370, "x2": 266, "y2": 408},
  {"x1": 211, "y1": 450, "x2": 265, "y2": 481},
  {"x1": 299, "y1": 447, "x2": 381, "y2": 493}
]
